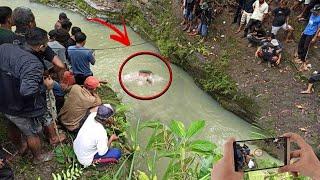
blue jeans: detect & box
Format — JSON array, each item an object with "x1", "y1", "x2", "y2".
[
  {"x1": 94, "y1": 148, "x2": 121, "y2": 160},
  {"x1": 198, "y1": 23, "x2": 208, "y2": 37}
]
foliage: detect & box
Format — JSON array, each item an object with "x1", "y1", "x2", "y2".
[{"x1": 52, "y1": 163, "x2": 83, "y2": 180}]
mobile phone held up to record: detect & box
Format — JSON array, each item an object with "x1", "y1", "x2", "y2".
[{"x1": 233, "y1": 137, "x2": 290, "y2": 172}]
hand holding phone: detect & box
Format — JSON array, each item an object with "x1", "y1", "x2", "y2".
[
  {"x1": 233, "y1": 137, "x2": 290, "y2": 172},
  {"x1": 211, "y1": 138, "x2": 244, "y2": 180},
  {"x1": 278, "y1": 133, "x2": 320, "y2": 179}
]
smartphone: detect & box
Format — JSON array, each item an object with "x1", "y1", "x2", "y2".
[{"x1": 233, "y1": 137, "x2": 290, "y2": 172}]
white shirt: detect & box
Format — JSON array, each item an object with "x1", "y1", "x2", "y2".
[
  {"x1": 251, "y1": 1, "x2": 269, "y2": 21},
  {"x1": 248, "y1": 159, "x2": 255, "y2": 169},
  {"x1": 73, "y1": 112, "x2": 109, "y2": 167}
]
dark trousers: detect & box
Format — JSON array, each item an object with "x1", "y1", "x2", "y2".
[
  {"x1": 55, "y1": 96, "x2": 65, "y2": 114},
  {"x1": 74, "y1": 74, "x2": 92, "y2": 85},
  {"x1": 233, "y1": 6, "x2": 242, "y2": 25},
  {"x1": 244, "y1": 19, "x2": 261, "y2": 37},
  {"x1": 298, "y1": 34, "x2": 313, "y2": 62}
]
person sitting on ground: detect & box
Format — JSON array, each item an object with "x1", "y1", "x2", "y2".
[
  {"x1": 0, "y1": 6, "x2": 15, "y2": 45},
  {"x1": 243, "y1": 0, "x2": 269, "y2": 38},
  {"x1": 295, "y1": 4, "x2": 320, "y2": 71},
  {"x1": 0, "y1": 145, "x2": 14, "y2": 180},
  {"x1": 247, "y1": 22, "x2": 267, "y2": 47},
  {"x1": 211, "y1": 133, "x2": 320, "y2": 180},
  {"x1": 54, "y1": 12, "x2": 69, "y2": 30},
  {"x1": 68, "y1": 32, "x2": 95, "y2": 85},
  {"x1": 73, "y1": 104, "x2": 121, "y2": 167},
  {"x1": 0, "y1": 27, "x2": 65, "y2": 164},
  {"x1": 235, "y1": 0, "x2": 256, "y2": 34},
  {"x1": 271, "y1": 0, "x2": 294, "y2": 42},
  {"x1": 255, "y1": 39, "x2": 283, "y2": 66},
  {"x1": 12, "y1": 7, "x2": 66, "y2": 70},
  {"x1": 189, "y1": 2, "x2": 212, "y2": 41},
  {"x1": 301, "y1": 70, "x2": 320, "y2": 94},
  {"x1": 58, "y1": 76, "x2": 102, "y2": 132}
]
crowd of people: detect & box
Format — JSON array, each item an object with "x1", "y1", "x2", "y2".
[{"x1": 0, "y1": 6, "x2": 121, "y2": 179}]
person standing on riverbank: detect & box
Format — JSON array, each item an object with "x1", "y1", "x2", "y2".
[
  {"x1": 243, "y1": 0, "x2": 269, "y2": 38},
  {"x1": 68, "y1": 32, "x2": 96, "y2": 85},
  {"x1": 12, "y1": 7, "x2": 66, "y2": 70},
  {"x1": 0, "y1": 27, "x2": 55, "y2": 164},
  {"x1": 295, "y1": 4, "x2": 320, "y2": 71},
  {"x1": 0, "y1": 6, "x2": 15, "y2": 45},
  {"x1": 55, "y1": 12, "x2": 69, "y2": 30}
]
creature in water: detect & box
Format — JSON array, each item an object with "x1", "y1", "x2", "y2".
[{"x1": 123, "y1": 70, "x2": 164, "y2": 86}]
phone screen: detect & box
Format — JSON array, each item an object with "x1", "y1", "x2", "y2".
[{"x1": 233, "y1": 137, "x2": 289, "y2": 172}]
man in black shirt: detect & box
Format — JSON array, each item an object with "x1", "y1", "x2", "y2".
[
  {"x1": 0, "y1": 6, "x2": 15, "y2": 45},
  {"x1": 12, "y1": 7, "x2": 65, "y2": 70},
  {"x1": 235, "y1": 0, "x2": 256, "y2": 34},
  {"x1": 271, "y1": 0, "x2": 294, "y2": 42}
]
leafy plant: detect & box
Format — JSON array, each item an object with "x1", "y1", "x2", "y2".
[{"x1": 52, "y1": 163, "x2": 83, "y2": 180}]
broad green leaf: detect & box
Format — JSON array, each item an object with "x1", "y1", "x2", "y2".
[
  {"x1": 169, "y1": 120, "x2": 186, "y2": 138},
  {"x1": 186, "y1": 120, "x2": 205, "y2": 139},
  {"x1": 188, "y1": 140, "x2": 216, "y2": 153}
]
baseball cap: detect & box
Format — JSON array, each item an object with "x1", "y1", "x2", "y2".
[
  {"x1": 84, "y1": 76, "x2": 100, "y2": 90},
  {"x1": 95, "y1": 104, "x2": 114, "y2": 121}
]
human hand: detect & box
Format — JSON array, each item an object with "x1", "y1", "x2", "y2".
[
  {"x1": 44, "y1": 76, "x2": 54, "y2": 90},
  {"x1": 0, "y1": 159, "x2": 4, "y2": 169},
  {"x1": 211, "y1": 138, "x2": 244, "y2": 180},
  {"x1": 311, "y1": 37, "x2": 317, "y2": 44},
  {"x1": 110, "y1": 134, "x2": 119, "y2": 142},
  {"x1": 278, "y1": 133, "x2": 320, "y2": 179}
]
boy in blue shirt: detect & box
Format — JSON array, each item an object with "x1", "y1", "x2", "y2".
[
  {"x1": 296, "y1": 4, "x2": 320, "y2": 71},
  {"x1": 68, "y1": 32, "x2": 95, "y2": 85}
]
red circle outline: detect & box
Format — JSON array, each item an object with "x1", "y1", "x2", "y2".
[{"x1": 118, "y1": 51, "x2": 173, "y2": 100}]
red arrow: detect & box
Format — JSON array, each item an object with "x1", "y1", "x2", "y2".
[{"x1": 87, "y1": 17, "x2": 131, "y2": 46}]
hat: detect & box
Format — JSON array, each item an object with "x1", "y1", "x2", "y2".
[
  {"x1": 84, "y1": 76, "x2": 100, "y2": 90},
  {"x1": 271, "y1": 39, "x2": 279, "y2": 46},
  {"x1": 311, "y1": 4, "x2": 320, "y2": 13},
  {"x1": 61, "y1": 71, "x2": 75, "y2": 86},
  {"x1": 96, "y1": 104, "x2": 114, "y2": 121}
]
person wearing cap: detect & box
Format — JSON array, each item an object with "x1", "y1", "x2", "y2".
[
  {"x1": 255, "y1": 39, "x2": 282, "y2": 66},
  {"x1": 296, "y1": 4, "x2": 320, "y2": 71},
  {"x1": 58, "y1": 76, "x2": 102, "y2": 132},
  {"x1": 73, "y1": 104, "x2": 121, "y2": 167}
]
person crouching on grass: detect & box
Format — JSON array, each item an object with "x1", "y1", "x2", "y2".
[
  {"x1": 73, "y1": 104, "x2": 121, "y2": 167},
  {"x1": 255, "y1": 39, "x2": 283, "y2": 67}
]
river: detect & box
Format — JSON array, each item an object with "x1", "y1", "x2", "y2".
[{"x1": 2, "y1": 0, "x2": 256, "y2": 147}]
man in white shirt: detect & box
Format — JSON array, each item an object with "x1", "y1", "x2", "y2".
[
  {"x1": 73, "y1": 104, "x2": 121, "y2": 167},
  {"x1": 243, "y1": 0, "x2": 269, "y2": 38}
]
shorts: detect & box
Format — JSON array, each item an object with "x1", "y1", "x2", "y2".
[
  {"x1": 184, "y1": 8, "x2": 194, "y2": 21},
  {"x1": 94, "y1": 148, "x2": 122, "y2": 160},
  {"x1": 309, "y1": 74, "x2": 320, "y2": 83},
  {"x1": 299, "y1": 0, "x2": 311, "y2": 5},
  {"x1": 240, "y1": 11, "x2": 252, "y2": 25},
  {"x1": 198, "y1": 23, "x2": 208, "y2": 37},
  {"x1": 271, "y1": 24, "x2": 293, "y2": 35},
  {"x1": 4, "y1": 114, "x2": 43, "y2": 137}
]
